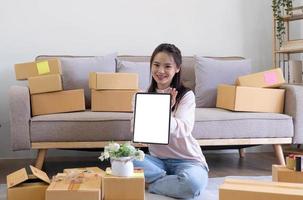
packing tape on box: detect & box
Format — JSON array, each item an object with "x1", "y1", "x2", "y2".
[{"x1": 36, "y1": 61, "x2": 50, "y2": 75}]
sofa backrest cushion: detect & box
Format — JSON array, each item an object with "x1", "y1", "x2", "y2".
[
  {"x1": 116, "y1": 59, "x2": 150, "y2": 91},
  {"x1": 194, "y1": 56, "x2": 251, "y2": 108},
  {"x1": 118, "y1": 56, "x2": 196, "y2": 91},
  {"x1": 36, "y1": 53, "x2": 117, "y2": 108}
]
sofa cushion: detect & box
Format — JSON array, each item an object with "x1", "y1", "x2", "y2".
[
  {"x1": 192, "y1": 108, "x2": 294, "y2": 139},
  {"x1": 30, "y1": 110, "x2": 133, "y2": 142},
  {"x1": 194, "y1": 56, "x2": 251, "y2": 107},
  {"x1": 116, "y1": 60, "x2": 150, "y2": 90},
  {"x1": 36, "y1": 54, "x2": 117, "y2": 108}
]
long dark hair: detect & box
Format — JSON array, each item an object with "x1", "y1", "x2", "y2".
[{"x1": 148, "y1": 43, "x2": 190, "y2": 111}]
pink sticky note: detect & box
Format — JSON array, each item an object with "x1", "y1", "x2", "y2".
[{"x1": 264, "y1": 72, "x2": 278, "y2": 85}]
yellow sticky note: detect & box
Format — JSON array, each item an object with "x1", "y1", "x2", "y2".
[{"x1": 36, "y1": 61, "x2": 50, "y2": 75}]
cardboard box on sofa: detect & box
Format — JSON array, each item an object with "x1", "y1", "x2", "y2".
[
  {"x1": 216, "y1": 84, "x2": 285, "y2": 113},
  {"x1": 7, "y1": 165, "x2": 50, "y2": 200},
  {"x1": 31, "y1": 89, "x2": 85, "y2": 116},
  {"x1": 89, "y1": 72, "x2": 138, "y2": 90},
  {"x1": 236, "y1": 68, "x2": 285, "y2": 88},
  {"x1": 272, "y1": 165, "x2": 303, "y2": 183},
  {"x1": 28, "y1": 74, "x2": 63, "y2": 94},
  {"x1": 91, "y1": 89, "x2": 137, "y2": 112},
  {"x1": 219, "y1": 178, "x2": 303, "y2": 200},
  {"x1": 46, "y1": 171, "x2": 102, "y2": 200},
  {"x1": 15, "y1": 59, "x2": 62, "y2": 80},
  {"x1": 102, "y1": 168, "x2": 145, "y2": 200}
]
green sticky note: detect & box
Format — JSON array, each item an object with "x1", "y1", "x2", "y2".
[{"x1": 36, "y1": 61, "x2": 50, "y2": 75}]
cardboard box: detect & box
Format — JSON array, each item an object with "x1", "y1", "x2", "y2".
[
  {"x1": 89, "y1": 72, "x2": 139, "y2": 90},
  {"x1": 102, "y1": 168, "x2": 145, "y2": 200},
  {"x1": 31, "y1": 89, "x2": 85, "y2": 116},
  {"x1": 236, "y1": 68, "x2": 285, "y2": 88},
  {"x1": 28, "y1": 74, "x2": 63, "y2": 94},
  {"x1": 46, "y1": 171, "x2": 102, "y2": 200},
  {"x1": 272, "y1": 165, "x2": 303, "y2": 184},
  {"x1": 91, "y1": 89, "x2": 137, "y2": 112},
  {"x1": 7, "y1": 165, "x2": 50, "y2": 200},
  {"x1": 219, "y1": 178, "x2": 303, "y2": 200},
  {"x1": 216, "y1": 84, "x2": 285, "y2": 113},
  {"x1": 15, "y1": 59, "x2": 62, "y2": 80}
]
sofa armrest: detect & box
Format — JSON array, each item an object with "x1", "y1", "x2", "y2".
[
  {"x1": 9, "y1": 86, "x2": 31, "y2": 150},
  {"x1": 282, "y1": 84, "x2": 303, "y2": 144}
]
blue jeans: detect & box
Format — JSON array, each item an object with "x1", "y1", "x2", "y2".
[{"x1": 134, "y1": 154, "x2": 208, "y2": 199}]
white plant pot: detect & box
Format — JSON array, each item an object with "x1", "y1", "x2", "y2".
[{"x1": 111, "y1": 157, "x2": 134, "y2": 177}]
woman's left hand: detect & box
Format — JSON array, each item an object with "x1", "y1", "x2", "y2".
[{"x1": 170, "y1": 88, "x2": 178, "y2": 108}]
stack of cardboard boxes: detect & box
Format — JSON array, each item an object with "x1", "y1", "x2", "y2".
[
  {"x1": 216, "y1": 68, "x2": 286, "y2": 113},
  {"x1": 7, "y1": 166, "x2": 145, "y2": 200},
  {"x1": 219, "y1": 154, "x2": 303, "y2": 199},
  {"x1": 14, "y1": 59, "x2": 85, "y2": 116},
  {"x1": 89, "y1": 72, "x2": 139, "y2": 112}
]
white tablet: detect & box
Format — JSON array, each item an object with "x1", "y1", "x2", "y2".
[{"x1": 133, "y1": 93, "x2": 171, "y2": 144}]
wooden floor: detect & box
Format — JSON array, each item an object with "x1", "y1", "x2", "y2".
[{"x1": 0, "y1": 152, "x2": 278, "y2": 184}]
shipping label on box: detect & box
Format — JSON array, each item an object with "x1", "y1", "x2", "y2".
[
  {"x1": 28, "y1": 74, "x2": 63, "y2": 94},
  {"x1": 216, "y1": 84, "x2": 285, "y2": 113},
  {"x1": 219, "y1": 178, "x2": 303, "y2": 200},
  {"x1": 91, "y1": 89, "x2": 137, "y2": 112},
  {"x1": 89, "y1": 72, "x2": 139, "y2": 90},
  {"x1": 236, "y1": 68, "x2": 285, "y2": 88},
  {"x1": 102, "y1": 168, "x2": 145, "y2": 200},
  {"x1": 14, "y1": 59, "x2": 62, "y2": 80},
  {"x1": 46, "y1": 172, "x2": 102, "y2": 200},
  {"x1": 31, "y1": 89, "x2": 85, "y2": 116},
  {"x1": 7, "y1": 165, "x2": 50, "y2": 200},
  {"x1": 272, "y1": 165, "x2": 303, "y2": 184}
]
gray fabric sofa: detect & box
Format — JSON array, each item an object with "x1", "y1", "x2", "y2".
[{"x1": 9, "y1": 55, "x2": 303, "y2": 169}]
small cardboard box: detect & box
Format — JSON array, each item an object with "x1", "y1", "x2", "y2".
[
  {"x1": 102, "y1": 168, "x2": 145, "y2": 200},
  {"x1": 46, "y1": 171, "x2": 102, "y2": 200},
  {"x1": 15, "y1": 59, "x2": 62, "y2": 80},
  {"x1": 236, "y1": 68, "x2": 285, "y2": 88},
  {"x1": 216, "y1": 84, "x2": 285, "y2": 113},
  {"x1": 7, "y1": 165, "x2": 50, "y2": 200},
  {"x1": 31, "y1": 89, "x2": 85, "y2": 116},
  {"x1": 219, "y1": 178, "x2": 303, "y2": 200},
  {"x1": 91, "y1": 89, "x2": 137, "y2": 112},
  {"x1": 272, "y1": 165, "x2": 303, "y2": 184},
  {"x1": 89, "y1": 72, "x2": 139, "y2": 90},
  {"x1": 28, "y1": 74, "x2": 63, "y2": 94}
]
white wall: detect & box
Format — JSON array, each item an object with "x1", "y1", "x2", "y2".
[{"x1": 0, "y1": 0, "x2": 275, "y2": 159}]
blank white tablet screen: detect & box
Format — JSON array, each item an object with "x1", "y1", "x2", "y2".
[{"x1": 133, "y1": 93, "x2": 171, "y2": 144}]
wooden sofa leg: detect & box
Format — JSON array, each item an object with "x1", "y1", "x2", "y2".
[
  {"x1": 239, "y1": 148, "x2": 245, "y2": 158},
  {"x1": 35, "y1": 149, "x2": 47, "y2": 169},
  {"x1": 273, "y1": 144, "x2": 285, "y2": 166}
]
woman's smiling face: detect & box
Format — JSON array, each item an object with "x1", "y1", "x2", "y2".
[{"x1": 151, "y1": 52, "x2": 180, "y2": 90}]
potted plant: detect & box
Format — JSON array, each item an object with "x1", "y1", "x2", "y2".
[
  {"x1": 272, "y1": 0, "x2": 293, "y2": 46},
  {"x1": 99, "y1": 142, "x2": 145, "y2": 177}
]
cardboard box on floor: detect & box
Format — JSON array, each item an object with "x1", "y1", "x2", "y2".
[
  {"x1": 219, "y1": 178, "x2": 303, "y2": 200},
  {"x1": 31, "y1": 89, "x2": 85, "y2": 116},
  {"x1": 7, "y1": 165, "x2": 50, "y2": 200},
  {"x1": 91, "y1": 89, "x2": 137, "y2": 112},
  {"x1": 272, "y1": 165, "x2": 303, "y2": 184},
  {"x1": 89, "y1": 72, "x2": 139, "y2": 90},
  {"x1": 46, "y1": 170, "x2": 102, "y2": 200},
  {"x1": 102, "y1": 168, "x2": 145, "y2": 200},
  {"x1": 28, "y1": 74, "x2": 63, "y2": 94},
  {"x1": 216, "y1": 84, "x2": 285, "y2": 113},
  {"x1": 236, "y1": 68, "x2": 285, "y2": 88},
  {"x1": 15, "y1": 59, "x2": 62, "y2": 80}
]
